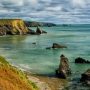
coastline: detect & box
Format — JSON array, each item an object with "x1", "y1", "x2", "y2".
[{"x1": 25, "y1": 71, "x2": 68, "y2": 90}]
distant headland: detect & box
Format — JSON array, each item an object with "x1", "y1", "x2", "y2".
[{"x1": 0, "y1": 19, "x2": 56, "y2": 36}]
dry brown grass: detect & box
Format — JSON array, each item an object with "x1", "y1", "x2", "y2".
[{"x1": 0, "y1": 56, "x2": 38, "y2": 90}]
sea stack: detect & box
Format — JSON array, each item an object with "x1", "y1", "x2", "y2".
[
  {"x1": 36, "y1": 26, "x2": 42, "y2": 35},
  {"x1": 56, "y1": 54, "x2": 71, "y2": 79}
]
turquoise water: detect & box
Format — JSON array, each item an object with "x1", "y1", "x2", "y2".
[{"x1": 0, "y1": 25, "x2": 90, "y2": 89}]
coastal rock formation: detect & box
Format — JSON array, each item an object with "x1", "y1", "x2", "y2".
[
  {"x1": 46, "y1": 43, "x2": 67, "y2": 49},
  {"x1": 52, "y1": 43, "x2": 67, "y2": 49},
  {"x1": 80, "y1": 69, "x2": 90, "y2": 85},
  {"x1": 56, "y1": 55, "x2": 71, "y2": 79},
  {"x1": 24, "y1": 21, "x2": 56, "y2": 27},
  {"x1": 36, "y1": 27, "x2": 47, "y2": 35},
  {"x1": 0, "y1": 56, "x2": 38, "y2": 90},
  {"x1": 28, "y1": 28, "x2": 36, "y2": 35},
  {"x1": 0, "y1": 19, "x2": 29, "y2": 35},
  {"x1": 75, "y1": 57, "x2": 90, "y2": 63},
  {"x1": 36, "y1": 27, "x2": 42, "y2": 34}
]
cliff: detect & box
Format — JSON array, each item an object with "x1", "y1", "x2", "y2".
[
  {"x1": 24, "y1": 21, "x2": 56, "y2": 27},
  {"x1": 0, "y1": 19, "x2": 29, "y2": 35},
  {"x1": 0, "y1": 56, "x2": 38, "y2": 90}
]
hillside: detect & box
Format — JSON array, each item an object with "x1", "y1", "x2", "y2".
[
  {"x1": 0, "y1": 19, "x2": 29, "y2": 35},
  {"x1": 0, "y1": 56, "x2": 38, "y2": 90},
  {"x1": 24, "y1": 21, "x2": 56, "y2": 27}
]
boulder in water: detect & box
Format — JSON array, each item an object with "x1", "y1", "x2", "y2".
[
  {"x1": 52, "y1": 43, "x2": 67, "y2": 49},
  {"x1": 75, "y1": 57, "x2": 90, "y2": 63},
  {"x1": 56, "y1": 54, "x2": 71, "y2": 79},
  {"x1": 80, "y1": 69, "x2": 90, "y2": 85}
]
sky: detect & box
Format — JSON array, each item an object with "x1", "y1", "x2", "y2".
[{"x1": 0, "y1": 0, "x2": 90, "y2": 24}]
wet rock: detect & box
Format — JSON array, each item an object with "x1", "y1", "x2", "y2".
[
  {"x1": 28, "y1": 29, "x2": 36, "y2": 35},
  {"x1": 56, "y1": 54, "x2": 71, "y2": 79},
  {"x1": 52, "y1": 43, "x2": 67, "y2": 49},
  {"x1": 80, "y1": 69, "x2": 90, "y2": 85},
  {"x1": 0, "y1": 26, "x2": 6, "y2": 35},
  {"x1": 46, "y1": 47, "x2": 51, "y2": 49},
  {"x1": 32, "y1": 42, "x2": 36, "y2": 44},
  {"x1": 75, "y1": 57, "x2": 90, "y2": 64},
  {"x1": 42, "y1": 30, "x2": 47, "y2": 34},
  {"x1": 36, "y1": 27, "x2": 47, "y2": 35},
  {"x1": 36, "y1": 27, "x2": 42, "y2": 35}
]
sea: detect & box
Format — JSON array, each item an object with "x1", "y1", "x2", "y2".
[{"x1": 0, "y1": 24, "x2": 90, "y2": 90}]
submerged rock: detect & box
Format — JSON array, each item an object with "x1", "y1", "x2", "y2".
[
  {"x1": 46, "y1": 47, "x2": 52, "y2": 49},
  {"x1": 32, "y1": 42, "x2": 36, "y2": 44},
  {"x1": 80, "y1": 69, "x2": 90, "y2": 85},
  {"x1": 75, "y1": 57, "x2": 90, "y2": 64},
  {"x1": 56, "y1": 54, "x2": 71, "y2": 79},
  {"x1": 52, "y1": 43, "x2": 67, "y2": 49}
]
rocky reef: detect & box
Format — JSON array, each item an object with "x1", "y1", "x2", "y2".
[
  {"x1": 0, "y1": 19, "x2": 29, "y2": 35},
  {"x1": 56, "y1": 54, "x2": 71, "y2": 79},
  {"x1": 52, "y1": 43, "x2": 67, "y2": 49},
  {"x1": 46, "y1": 43, "x2": 67, "y2": 49},
  {"x1": 0, "y1": 56, "x2": 38, "y2": 90},
  {"x1": 75, "y1": 57, "x2": 90, "y2": 63},
  {"x1": 80, "y1": 69, "x2": 90, "y2": 85}
]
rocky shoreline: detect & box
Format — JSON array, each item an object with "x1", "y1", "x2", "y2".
[
  {"x1": 26, "y1": 72, "x2": 67, "y2": 90},
  {"x1": 0, "y1": 19, "x2": 47, "y2": 36}
]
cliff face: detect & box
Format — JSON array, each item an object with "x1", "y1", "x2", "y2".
[
  {"x1": 0, "y1": 56, "x2": 38, "y2": 90},
  {"x1": 0, "y1": 19, "x2": 29, "y2": 35}
]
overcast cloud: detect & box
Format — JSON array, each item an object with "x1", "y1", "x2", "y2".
[{"x1": 0, "y1": 0, "x2": 90, "y2": 24}]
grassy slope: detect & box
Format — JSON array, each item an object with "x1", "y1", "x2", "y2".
[
  {"x1": 0, "y1": 56, "x2": 38, "y2": 90},
  {"x1": 0, "y1": 19, "x2": 29, "y2": 35}
]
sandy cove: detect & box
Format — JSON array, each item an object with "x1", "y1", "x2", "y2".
[{"x1": 26, "y1": 72, "x2": 68, "y2": 90}]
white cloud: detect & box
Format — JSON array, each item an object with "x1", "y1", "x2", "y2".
[
  {"x1": 71, "y1": 0, "x2": 87, "y2": 8},
  {"x1": 0, "y1": 0, "x2": 90, "y2": 24}
]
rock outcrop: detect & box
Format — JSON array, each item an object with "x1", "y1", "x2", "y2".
[
  {"x1": 36, "y1": 27, "x2": 42, "y2": 35},
  {"x1": 36, "y1": 27, "x2": 47, "y2": 35},
  {"x1": 80, "y1": 69, "x2": 90, "y2": 85},
  {"x1": 52, "y1": 43, "x2": 67, "y2": 49},
  {"x1": 56, "y1": 55, "x2": 71, "y2": 79},
  {"x1": 0, "y1": 19, "x2": 29, "y2": 35},
  {"x1": 75, "y1": 57, "x2": 90, "y2": 63},
  {"x1": 46, "y1": 43, "x2": 67, "y2": 49}
]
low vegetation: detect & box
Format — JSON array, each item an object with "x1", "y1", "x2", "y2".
[{"x1": 0, "y1": 56, "x2": 38, "y2": 90}]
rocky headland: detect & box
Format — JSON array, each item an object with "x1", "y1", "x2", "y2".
[
  {"x1": 24, "y1": 21, "x2": 56, "y2": 27},
  {"x1": 0, "y1": 19, "x2": 47, "y2": 36},
  {"x1": 0, "y1": 19, "x2": 29, "y2": 35}
]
